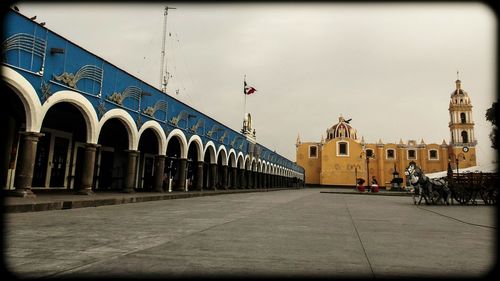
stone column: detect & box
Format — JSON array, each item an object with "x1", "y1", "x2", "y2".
[
  {"x1": 153, "y1": 155, "x2": 166, "y2": 193},
  {"x1": 231, "y1": 167, "x2": 238, "y2": 189},
  {"x1": 76, "y1": 143, "x2": 100, "y2": 195},
  {"x1": 13, "y1": 132, "x2": 44, "y2": 197},
  {"x1": 210, "y1": 163, "x2": 217, "y2": 190},
  {"x1": 239, "y1": 169, "x2": 245, "y2": 189},
  {"x1": 251, "y1": 170, "x2": 256, "y2": 188},
  {"x1": 195, "y1": 161, "x2": 204, "y2": 191},
  {"x1": 222, "y1": 165, "x2": 228, "y2": 190},
  {"x1": 123, "y1": 150, "x2": 139, "y2": 193},
  {"x1": 177, "y1": 158, "x2": 187, "y2": 191},
  {"x1": 242, "y1": 169, "x2": 248, "y2": 189}
]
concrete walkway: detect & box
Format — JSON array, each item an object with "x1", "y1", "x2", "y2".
[
  {"x1": 2, "y1": 188, "x2": 497, "y2": 278},
  {"x1": 2, "y1": 187, "x2": 410, "y2": 213},
  {"x1": 2, "y1": 188, "x2": 298, "y2": 213}
]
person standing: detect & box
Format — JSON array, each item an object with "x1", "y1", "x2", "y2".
[{"x1": 371, "y1": 176, "x2": 379, "y2": 193}]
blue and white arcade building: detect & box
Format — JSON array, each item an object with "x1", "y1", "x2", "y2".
[{"x1": 1, "y1": 9, "x2": 305, "y2": 197}]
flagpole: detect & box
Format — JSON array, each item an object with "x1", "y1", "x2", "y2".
[{"x1": 244, "y1": 74, "x2": 247, "y2": 119}]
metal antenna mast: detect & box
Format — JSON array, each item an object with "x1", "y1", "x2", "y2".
[{"x1": 160, "y1": 6, "x2": 176, "y2": 93}]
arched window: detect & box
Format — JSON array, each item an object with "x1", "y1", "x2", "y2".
[
  {"x1": 461, "y1": 131, "x2": 469, "y2": 143},
  {"x1": 460, "y1": 113, "x2": 466, "y2": 124},
  {"x1": 386, "y1": 149, "x2": 395, "y2": 159}
]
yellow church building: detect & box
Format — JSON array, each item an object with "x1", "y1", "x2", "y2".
[{"x1": 296, "y1": 78, "x2": 477, "y2": 188}]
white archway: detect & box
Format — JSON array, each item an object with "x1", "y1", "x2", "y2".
[
  {"x1": 251, "y1": 158, "x2": 257, "y2": 172},
  {"x1": 237, "y1": 153, "x2": 245, "y2": 169},
  {"x1": 166, "y1": 129, "x2": 188, "y2": 159},
  {"x1": 228, "y1": 149, "x2": 237, "y2": 168},
  {"x1": 244, "y1": 154, "x2": 251, "y2": 170},
  {"x1": 204, "y1": 141, "x2": 217, "y2": 164},
  {"x1": 217, "y1": 145, "x2": 228, "y2": 166},
  {"x1": 41, "y1": 90, "x2": 99, "y2": 144},
  {"x1": 187, "y1": 135, "x2": 204, "y2": 161},
  {"x1": 1, "y1": 66, "x2": 42, "y2": 132},
  {"x1": 97, "y1": 108, "x2": 138, "y2": 150},
  {"x1": 138, "y1": 120, "x2": 167, "y2": 155}
]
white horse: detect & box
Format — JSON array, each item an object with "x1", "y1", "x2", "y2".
[{"x1": 405, "y1": 162, "x2": 451, "y2": 205}]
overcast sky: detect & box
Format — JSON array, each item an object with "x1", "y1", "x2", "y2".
[{"x1": 13, "y1": 2, "x2": 497, "y2": 166}]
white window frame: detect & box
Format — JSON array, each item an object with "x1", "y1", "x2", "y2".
[
  {"x1": 308, "y1": 145, "x2": 318, "y2": 158},
  {"x1": 386, "y1": 149, "x2": 396, "y2": 160},
  {"x1": 428, "y1": 149, "x2": 439, "y2": 161},
  {"x1": 407, "y1": 149, "x2": 417, "y2": 160},
  {"x1": 336, "y1": 141, "x2": 349, "y2": 157}
]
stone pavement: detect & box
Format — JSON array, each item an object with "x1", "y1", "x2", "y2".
[
  {"x1": 1, "y1": 187, "x2": 410, "y2": 214},
  {"x1": 2, "y1": 188, "x2": 497, "y2": 278},
  {"x1": 2, "y1": 188, "x2": 296, "y2": 213}
]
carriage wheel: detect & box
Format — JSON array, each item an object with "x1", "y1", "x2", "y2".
[{"x1": 452, "y1": 186, "x2": 471, "y2": 205}]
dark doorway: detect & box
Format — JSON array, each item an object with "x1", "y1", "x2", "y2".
[
  {"x1": 97, "y1": 118, "x2": 129, "y2": 191},
  {"x1": 138, "y1": 129, "x2": 159, "y2": 191},
  {"x1": 49, "y1": 137, "x2": 70, "y2": 187}
]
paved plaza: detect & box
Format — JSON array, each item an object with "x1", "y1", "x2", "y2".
[{"x1": 2, "y1": 188, "x2": 497, "y2": 278}]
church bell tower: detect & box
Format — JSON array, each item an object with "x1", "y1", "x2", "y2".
[{"x1": 448, "y1": 74, "x2": 477, "y2": 168}]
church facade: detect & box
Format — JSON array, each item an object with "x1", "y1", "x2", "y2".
[{"x1": 296, "y1": 78, "x2": 477, "y2": 187}]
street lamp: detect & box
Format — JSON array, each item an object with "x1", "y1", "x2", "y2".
[{"x1": 366, "y1": 153, "x2": 375, "y2": 186}]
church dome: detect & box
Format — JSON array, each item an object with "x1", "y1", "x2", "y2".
[
  {"x1": 450, "y1": 79, "x2": 471, "y2": 105},
  {"x1": 326, "y1": 116, "x2": 358, "y2": 141}
]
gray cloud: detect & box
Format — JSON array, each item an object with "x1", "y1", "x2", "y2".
[{"x1": 16, "y1": 2, "x2": 497, "y2": 166}]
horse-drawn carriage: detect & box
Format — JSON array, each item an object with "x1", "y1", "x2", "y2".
[
  {"x1": 405, "y1": 161, "x2": 498, "y2": 205},
  {"x1": 447, "y1": 171, "x2": 498, "y2": 205}
]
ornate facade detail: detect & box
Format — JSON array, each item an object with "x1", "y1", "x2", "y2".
[
  {"x1": 143, "y1": 100, "x2": 168, "y2": 120},
  {"x1": 2, "y1": 33, "x2": 46, "y2": 74},
  {"x1": 106, "y1": 86, "x2": 143, "y2": 108},
  {"x1": 168, "y1": 110, "x2": 193, "y2": 127},
  {"x1": 230, "y1": 136, "x2": 243, "y2": 148},
  {"x1": 169, "y1": 116, "x2": 180, "y2": 127},
  {"x1": 52, "y1": 65, "x2": 103, "y2": 95},
  {"x1": 136, "y1": 114, "x2": 143, "y2": 128},
  {"x1": 190, "y1": 119, "x2": 204, "y2": 134},
  {"x1": 97, "y1": 101, "x2": 106, "y2": 119},
  {"x1": 40, "y1": 80, "x2": 51, "y2": 102},
  {"x1": 219, "y1": 130, "x2": 228, "y2": 143},
  {"x1": 206, "y1": 125, "x2": 219, "y2": 138}
]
